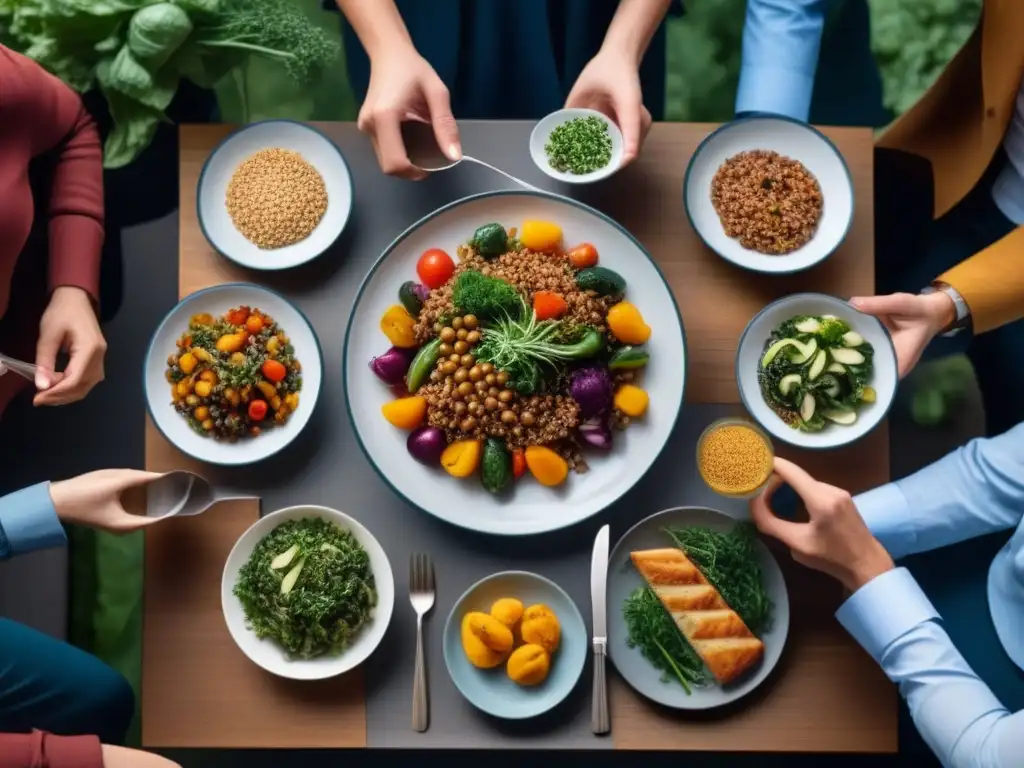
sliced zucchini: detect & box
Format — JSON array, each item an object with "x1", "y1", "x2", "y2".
[
  {"x1": 821, "y1": 314, "x2": 837, "y2": 320},
  {"x1": 823, "y1": 409, "x2": 857, "y2": 426},
  {"x1": 842, "y1": 330, "x2": 864, "y2": 347},
  {"x1": 808, "y1": 350, "x2": 827, "y2": 380},
  {"x1": 280, "y1": 558, "x2": 306, "y2": 595},
  {"x1": 794, "y1": 317, "x2": 821, "y2": 334},
  {"x1": 791, "y1": 337, "x2": 818, "y2": 364},
  {"x1": 826, "y1": 362, "x2": 846, "y2": 374},
  {"x1": 270, "y1": 544, "x2": 299, "y2": 571},
  {"x1": 831, "y1": 347, "x2": 865, "y2": 365},
  {"x1": 799, "y1": 392, "x2": 816, "y2": 422},
  {"x1": 761, "y1": 338, "x2": 801, "y2": 367},
  {"x1": 825, "y1": 378, "x2": 841, "y2": 397},
  {"x1": 779, "y1": 373, "x2": 802, "y2": 396}
]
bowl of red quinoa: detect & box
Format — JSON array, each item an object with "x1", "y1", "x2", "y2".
[
  {"x1": 683, "y1": 116, "x2": 854, "y2": 275},
  {"x1": 343, "y1": 191, "x2": 686, "y2": 536}
]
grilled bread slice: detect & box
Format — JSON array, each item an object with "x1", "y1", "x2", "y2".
[{"x1": 630, "y1": 547, "x2": 764, "y2": 685}]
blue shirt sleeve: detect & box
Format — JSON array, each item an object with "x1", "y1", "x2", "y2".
[
  {"x1": 837, "y1": 568, "x2": 1024, "y2": 768},
  {"x1": 0, "y1": 482, "x2": 67, "y2": 560},
  {"x1": 853, "y1": 424, "x2": 1024, "y2": 559},
  {"x1": 735, "y1": 0, "x2": 830, "y2": 121}
]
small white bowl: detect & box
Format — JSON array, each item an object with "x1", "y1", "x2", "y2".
[
  {"x1": 144, "y1": 283, "x2": 323, "y2": 466},
  {"x1": 735, "y1": 293, "x2": 897, "y2": 450},
  {"x1": 222, "y1": 505, "x2": 394, "y2": 680},
  {"x1": 529, "y1": 108, "x2": 624, "y2": 184},
  {"x1": 684, "y1": 116, "x2": 854, "y2": 275},
  {"x1": 197, "y1": 120, "x2": 353, "y2": 271}
]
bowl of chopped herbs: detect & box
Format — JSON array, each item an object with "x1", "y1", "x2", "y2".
[
  {"x1": 222, "y1": 505, "x2": 394, "y2": 680},
  {"x1": 607, "y1": 506, "x2": 789, "y2": 709},
  {"x1": 530, "y1": 109, "x2": 624, "y2": 184}
]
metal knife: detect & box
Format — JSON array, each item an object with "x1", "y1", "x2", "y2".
[{"x1": 590, "y1": 523, "x2": 610, "y2": 735}]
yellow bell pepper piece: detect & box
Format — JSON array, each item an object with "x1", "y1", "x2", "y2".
[
  {"x1": 382, "y1": 396, "x2": 427, "y2": 430},
  {"x1": 519, "y1": 220, "x2": 563, "y2": 252},
  {"x1": 441, "y1": 440, "x2": 482, "y2": 477},
  {"x1": 380, "y1": 305, "x2": 417, "y2": 348},
  {"x1": 524, "y1": 446, "x2": 568, "y2": 487},
  {"x1": 614, "y1": 384, "x2": 649, "y2": 417},
  {"x1": 606, "y1": 302, "x2": 651, "y2": 345}
]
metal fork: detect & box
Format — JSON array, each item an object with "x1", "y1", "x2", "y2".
[{"x1": 409, "y1": 553, "x2": 436, "y2": 732}]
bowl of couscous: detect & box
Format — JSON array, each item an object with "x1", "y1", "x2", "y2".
[{"x1": 696, "y1": 418, "x2": 774, "y2": 499}]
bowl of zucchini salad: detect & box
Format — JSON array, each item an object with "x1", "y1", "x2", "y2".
[{"x1": 735, "y1": 293, "x2": 898, "y2": 449}]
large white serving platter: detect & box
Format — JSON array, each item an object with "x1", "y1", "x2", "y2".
[{"x1": 343, "y1": 191, "x2": 686, "y2": 535}]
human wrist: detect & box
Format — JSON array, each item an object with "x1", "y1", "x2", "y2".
[
  {"x1": 921, "y1": 289, "x2": 958, "y2": 333},
  {"x1": 841, "y1": 541, "x2": 895, "y2": 593}
]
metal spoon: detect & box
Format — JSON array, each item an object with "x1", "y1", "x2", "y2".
[
  {"x1": 143, "y1": 470, "x2": 259, "y2": 520},
  {"x1": 403, "y1": 121, "x2": 541, "y2": 192}
]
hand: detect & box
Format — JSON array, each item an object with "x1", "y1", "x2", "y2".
[
  {"x1": 34, "y1": 286, "x2": 107, "y2": 406},
  {"x1": 566, "y1": 46, "x2": 652, "y2": 165},
  {"x1": 749, "y1": 457, "x2": 894, "y2": 592},
  {"x1": 849, "y1": 291, "x2": 956, "y2": 379},
  {"x1": 357, "y1": 43, "x2": 460, "y2": 180},
  {"x1": 49, "y1": 469, "x2": 163, "y2": 534}
]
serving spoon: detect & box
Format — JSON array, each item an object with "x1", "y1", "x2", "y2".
[{"x1": 402, "y1": 121, "x2": 541, "y2": 192}]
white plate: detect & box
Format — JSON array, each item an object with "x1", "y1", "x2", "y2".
[
  {"x1": 529, "y1": 108, "x2": 624, "y2": 184},
  {"x1": 343, "y1": 191, "x2": 686, "y2": 535},
  {"x1": 684, "y1": 116, "x2": 854, "y2": 274},
  {"x1": 197, "y1": 120, "x2": 353, "y2": 271},
  {"x1": 607, "y1": 506, "x2": 789, "y2": 710},
  {"x1": 221, "y1": 505, "x2": 394, "y2": 680},
  {"x1": 735, "y1": 292, "x2": 898, "y2": 450},
  {"x1": 144, "y1": 283, "x2": 324, "y2": 466}
]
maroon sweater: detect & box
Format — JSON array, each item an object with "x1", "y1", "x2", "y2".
[
  {"x1": 0, "y1": 731, "x2": 102, "y2": 768},
  {"x1": 0, "y1": 44, "x2": 103, "y2": 415}
]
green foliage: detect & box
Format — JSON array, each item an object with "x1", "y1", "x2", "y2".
[{"x1": 451, "y1": 270, "x2": 524, "y2": 320}]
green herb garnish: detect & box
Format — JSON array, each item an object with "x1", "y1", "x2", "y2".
[
  {"x1": 624, "y1": 586, "x2": 707, "y2": 692},
  {"x1": 233, "y1": 517, "x2": 376, "y2": 660},
  {"x1": 544, "y1": 115, "x2": 613, "y2": 175},
  {"x1": 451, "y1": 271, "x2": 524, "y2": 321}
]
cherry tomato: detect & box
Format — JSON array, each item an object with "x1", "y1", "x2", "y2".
[
  {"x1": 245, "y1": 314, "x2": 264, "y2": 334},
  {"x1": 226, "y1": 306, "x2": 251, "y2": 325},
  {"x1": 416, "y1": 248, "x2": 455, "y2": 289},
  {"x1": 567, "y1": 243, "x2": 598, "y2": 269},
  {"x1": 512, "y1": 449, "x2": 527, "y2": 479},
  {"x1": 247, "y1": 400, "x2": 268, "y2": 421},
  {"x1": 261, "y1": 359, "x2": 287, "y2": 382}
]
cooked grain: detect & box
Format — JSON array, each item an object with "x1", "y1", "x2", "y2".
[
  {"x1": 710, "y1": 150, "x2": 822, "y2": 255},
  {"x1": 698, "y1": 424, "x2": 772, "y2": 494}
]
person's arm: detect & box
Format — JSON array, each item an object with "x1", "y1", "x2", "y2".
[
  {"x1": 0, "y1": 483, "x2": 66, "y2": 561},
  {"x1": 1, "y1": 47, "x2": 103, "y2": 302},
  {"x1": 853, "y1": 423, "x2": 1024, "y2": 559},
  {"x1": 599, "y1": 0, "x2": 673, "y2": 65},
  {"x1": 333, "y1": 0, "x2": 414, "y2": 61},
  {"x1": 0, "y1": 730, "x2": 181, "y2": 768},
  {"x1": 934, "y1": 227, "x2": 1024, "y2": 335},
  {"x1": 734, "y1": 0, "x2": 830, "y2": 121},
  {"x1": 837, "y1": 569, "x2": 1024, "y2": 767}
]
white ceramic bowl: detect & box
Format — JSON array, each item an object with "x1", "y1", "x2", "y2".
[
  {"x1": 684, "y1": 116, "x2": 854, "y2": 274},
  {"x1": 197, "y1": 120, "x2": 353, "y2": 271},
  {"x1": 344, "y1": 191, "x2": 686, "y2": 536},
  {"x1": 529, "y1": 108, "x2": 624, "y2": 184},
  {"x1": 221, "y1": 505, "x2": 394, "y2": 680},
  {"x1": 144, "y1": 283, "x2": 323, "y2": 466},
  {"x1": 735, "y1": 293, "x2": 897, "y2": 450}
]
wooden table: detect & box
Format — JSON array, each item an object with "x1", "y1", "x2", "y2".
[{"x1": 143, "y1": 122, "x2": 895, "y2": 752}]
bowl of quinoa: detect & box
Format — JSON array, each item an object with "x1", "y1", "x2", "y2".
[
  {"x1": 197, "y1": 120, "x2": 353, "y2": 271},
  {"x1": 344, "y1": 191, "x2": 686, "y2": 536},
  {"x1": 683, "y1": 115, "x2": 854, "y2": 275}
]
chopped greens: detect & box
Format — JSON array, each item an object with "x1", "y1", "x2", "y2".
[
  {"x1": 233, "y1": 517, "x2": 376, "y2": 660},
  {"x1": 451, "y1": 270, "x2": 524, "y2": 321},
  {"x1": 544, "y1": 115, "x2": 613, "y2": 175},
  {"x1": 757, "y1": 314, "x2": 876, "y2": 432},
  {"x1": 622, "y1": 523, "x2": 772, "y2": 693}
]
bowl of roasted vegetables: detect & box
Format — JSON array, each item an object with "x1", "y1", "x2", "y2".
[
  {"x1": 735, "y1": 293, "x2": 897, "y2": 449},
  {"x1": 146, "y1": 283, "x2": 323, "y2": 465},
  {"x1": 344, "y1": 191, "x2": 686, "y2": 535}
]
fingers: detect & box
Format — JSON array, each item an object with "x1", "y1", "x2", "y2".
[
  {"x1": 749, "y1": 474, "x2": 802, "y2": 545},
  {"x1": 104, "y1": 469, "x2": 164, "y2": 488},
  {"x1": 0, "y1": 361, "x2": 5, "y2": 376},
  {"x1": 423, "y1": 81, "x2": 461, "y2": 161},
  {"x1": 34, "y1": 341, "x2": 105, "y2": 405},
  {"x1": 770, "y1": 457, "x2": 821, "y2": 500},
  {"x1": 849, "y1": 293, "x2": 923, "y2": 317},
  {"x1": 364, "y1": 109, "x2": 425, "y2": 181},
  {"x1": 33, "y1": 330, "x2": 62, "y2": 392},
  {"x1": 613, "y1": 92, "x2": 643, "y2": 165}
]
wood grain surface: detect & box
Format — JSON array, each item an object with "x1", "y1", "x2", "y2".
[{"x1": 145, "y1": 122, "x2": 894, "y2": 752}]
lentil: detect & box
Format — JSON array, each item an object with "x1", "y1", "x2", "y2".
[
  {"x1": 226, "y1": 149, "x2": 327, "y2": 250},
  {"x1": 697, "y1": 424, "x2": 773, "y2": 495}
]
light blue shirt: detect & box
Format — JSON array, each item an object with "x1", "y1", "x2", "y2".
[
  {"x1": 840, "y1": 424, "x2": 1024, "y2": 768},
  {"x1": 735, "y1": 0, "x2": 829, "y2": 121},
  {"x1": 0, "y1": 482, "x2": 66, "y2": 560}
]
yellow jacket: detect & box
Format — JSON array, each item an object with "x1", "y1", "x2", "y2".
[{"x1": 877, "y1": 1, "x2": 1024, "y2": 334}]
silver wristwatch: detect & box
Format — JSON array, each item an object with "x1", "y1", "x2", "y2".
[{"x1": 921, "y1": 281, "x2": 971, "y2": 337}]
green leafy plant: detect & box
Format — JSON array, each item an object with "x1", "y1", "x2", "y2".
[{"x1": 1, "y1": 0, "x2": 340, "y2": 168}]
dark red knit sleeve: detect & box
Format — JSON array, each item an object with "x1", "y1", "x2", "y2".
[
  {"x1": 0, "y1": 730, "x2": 103, "y2": 768},
  {"x1": 3, "y1": 47, "x2": 104, "y2": 302}
]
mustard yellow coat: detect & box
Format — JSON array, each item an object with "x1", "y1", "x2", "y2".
[{"x1": 877, "y1": 0, "x2": 1024, "y2": 334}]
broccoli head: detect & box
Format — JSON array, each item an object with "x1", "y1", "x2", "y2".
[{"x1": 451, "y1": 271, "x2": 524, "y2": 320}]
